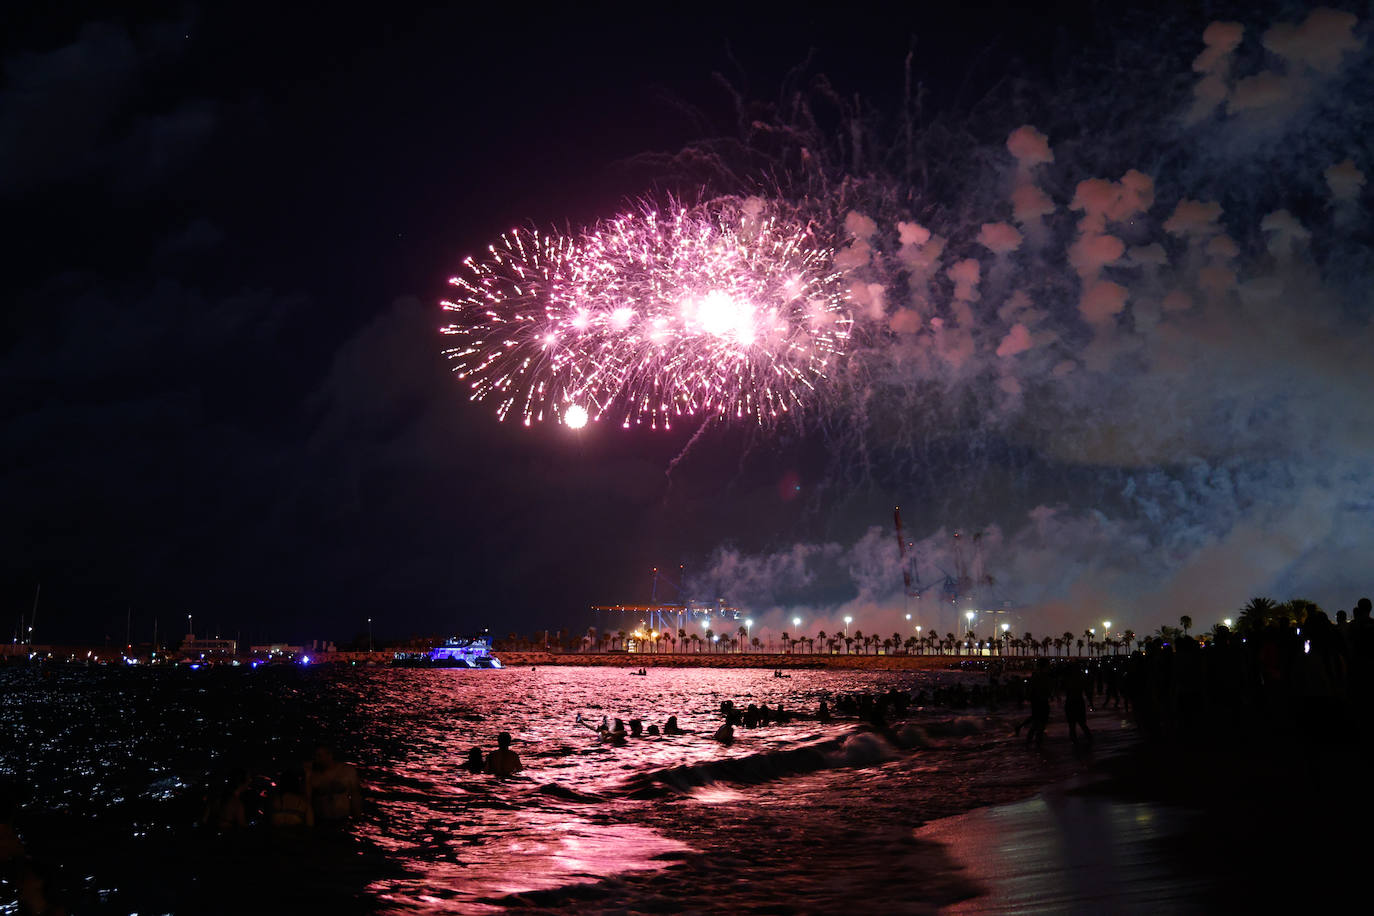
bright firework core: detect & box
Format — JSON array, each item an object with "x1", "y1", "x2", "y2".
[
  {"x1": 441, "y1": 200, "x2": 852, "y2": 429},
  {"x1": 690, "y1": 290, "x2": 757, "y2": 344},
  {"x1": 563, "y1": 404, "x2": 588, "y2": 429}
]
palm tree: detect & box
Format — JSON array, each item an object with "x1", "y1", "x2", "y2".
[
  {"x1": 704, "y1": 629, "x2": 714, "y2": 653},
  {"x1": 1179, "y1": 615, "x2": 1192, "y2": 635},
  {"x1": 1237, "y1": 597, "x2": 1276, "y2": 634},
  {"x1": 781, "y1": 631, "x2": 790, "y2": 654},
  {"x1": 1122, "y1": 629, "x2": 1136, "y2": 651},
  {"x1": 817, "y1": 630, "x2": 827, "y2": 654},
  {"x1": 1283, "y1": 599, "x2": 1321, "y2": 626}
]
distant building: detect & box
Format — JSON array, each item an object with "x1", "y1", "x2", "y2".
[
  {"x1": 250, "y1": 643, "x2": 306, "y2": 659},
  {"x1": 180, "y1": 635, "x2": 237, "y2": 658}
]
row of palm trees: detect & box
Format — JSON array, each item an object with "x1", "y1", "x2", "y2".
[
  {"x1": 577, "y1": 626, "x2": 1143, "y2": 657},
  {"x1": 544, "y1": 598, "x2": 1322, "y2": 658}
]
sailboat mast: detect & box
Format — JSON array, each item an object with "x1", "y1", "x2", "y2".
[{"x1": 28, "y1": 583, "x2": 40, "y2": 646}]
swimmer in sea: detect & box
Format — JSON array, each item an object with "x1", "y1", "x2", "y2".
[
  {"x1": 484, "y1": 732, "x2": 523, "y2": 777},
  {"x1": 712, "y1": 722, "x2": 735, "y2": 745},
  {"x1": 202, "y1": 767, "x2": 249, "y2": 831},
  {"x1": 305, "y1": 744, "x2": 362, "y2": 823},
  {"x1": 463, "y1": 747, "x2": 485, "y2": 775},
  {"x1": 268, "y1": 766, "x2": 313, "y2": 829},
  {"x1": 663, "y1": 716, "x2": 684, "y2": 735}
]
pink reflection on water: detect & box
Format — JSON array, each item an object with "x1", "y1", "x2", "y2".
[{"x1": 368, "y1": 810, "x2": 691, "y2": 913}]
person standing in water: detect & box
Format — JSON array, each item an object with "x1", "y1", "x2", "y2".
[
  {"x1": 305, "y1": 744, "x2": 362, "y2": 823},
  {"x1": 485, "y1": 732, "x2": 523, "y2": 777}
]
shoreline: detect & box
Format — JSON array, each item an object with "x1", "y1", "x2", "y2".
[{"x1": 498, "y1": 650, "x2": 1033, "y2": 671}]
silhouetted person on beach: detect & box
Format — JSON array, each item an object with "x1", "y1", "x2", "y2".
[
  {"x1": 1063, "y1": 666, "x2": 1093, "y2": 743},
  {"x1": 463, "y1": 748, "x2": 485, "y2": 775},
  {"x1": 1024, "y1": 659, "x2": 1052, "y2": 747},
  {"x1": 306, "y1": 745, "x2": 362, "y2": 822},
  {"x1": 817, "y1": 700, "x2": 831, "y2": 723},
  {"x1": 485, "y1": 732, "x2": 522, "y2": 777},
  {"x1": 1103, "y1": 664, "x2": 1122, "y2": 709},
  {"x1": 1349, "y1": 598, "x2": 1374, "y2": 706}
]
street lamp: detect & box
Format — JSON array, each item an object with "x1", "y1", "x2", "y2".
[
  {"x1": 368, "y1": 617, "x2": 373, "y2": 652},
  {"x1": 745, "y1": 618, "x2": 753, "y2": 651},
  {"x1": 1103, "y1": 620, "x2": 1111, "y2": 634},
  {"x1": 1223, "y1": 618, "x2": 1233, "y2": 628},
  {"x1": 843, "y1": 615, "x2": 852, "y2": 637},
  {"x1": 187, "y1": 613, "x2": 193, "y2": 638}
]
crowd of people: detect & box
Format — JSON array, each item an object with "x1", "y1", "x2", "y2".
[{"x1": 198, "y1": 743, "x2": 363, "y2": 834}]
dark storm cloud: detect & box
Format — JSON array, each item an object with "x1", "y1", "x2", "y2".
[{"x1": 0, "y1": 21, "x2": 212, "y2": 196}]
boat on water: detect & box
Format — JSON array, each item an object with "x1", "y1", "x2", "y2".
[{"x1": 393, "y1": 636, "x2": 503, "y2": 669}]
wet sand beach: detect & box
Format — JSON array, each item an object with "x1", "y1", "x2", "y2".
[{"x1": 923, "y1": 716, "x2": 1371, "y2": 913}]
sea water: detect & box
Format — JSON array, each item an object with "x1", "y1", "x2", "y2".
[{"x1": 0, "y1": 664, "x2": 1137, "y2": 913}]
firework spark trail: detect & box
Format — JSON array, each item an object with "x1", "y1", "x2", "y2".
[{"x1": 441, "y1": 200, "x2": 853, "y2": 429}]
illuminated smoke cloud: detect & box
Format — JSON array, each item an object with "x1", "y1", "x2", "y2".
[
  {"x1": 674, "y1": 7, "x2": 1373, "y2": 635},
  {"x1": 1186, "y1": 7, "x2": 1364, "y2": 128}
]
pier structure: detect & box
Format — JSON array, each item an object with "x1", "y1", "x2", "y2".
[{"x1": 590, "y1": 602, "x2": 743, "y2": 640}]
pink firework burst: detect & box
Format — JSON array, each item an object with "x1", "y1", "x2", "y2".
[{"x1": 441, "y1": 200, "x2": 852, "y2": 429}]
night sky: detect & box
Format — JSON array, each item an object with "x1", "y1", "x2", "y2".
[{"x1": 4, "y1": 2, "x2": 1370, "y2": 646}]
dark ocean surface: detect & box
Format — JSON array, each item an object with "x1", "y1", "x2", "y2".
[{"x1": 0, "y1": 664, "x2": 1142, "y2": 914}]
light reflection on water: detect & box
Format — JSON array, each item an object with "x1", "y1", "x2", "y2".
[
  {"x1": 1, "y1": 664, "x2": 1140, "y2": 914},
  {"x1": 354, "y1": 667, "x2": 942, "y2": 911}
]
